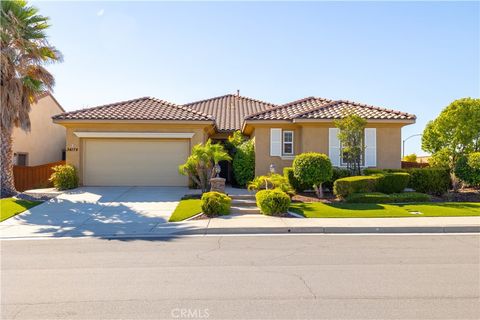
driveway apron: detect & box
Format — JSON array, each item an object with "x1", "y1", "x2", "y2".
[{"x1": 0, "y1": 187, "x2": 190, "y2": 238}]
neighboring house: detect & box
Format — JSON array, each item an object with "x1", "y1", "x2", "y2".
[
  {"x1": 12, "y1": 93, "x2": 66, "y2": 166},
  {"x1": 52, "y1": 93, "x2": 415, "y2": 186}
]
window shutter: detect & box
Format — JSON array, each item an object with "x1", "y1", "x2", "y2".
[
  {"x1": 329, "y1": 128, "x2": 340, "y2": 166},
  {"x1": 364, "y1": 128, "x2": 377, "y2": 167},
  {"x1": 270, "y1": 128, "x2": 282, "y2": 156}
]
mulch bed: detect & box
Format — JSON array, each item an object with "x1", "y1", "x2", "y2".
[
  {"x1": 292, "y1": 192, "x2": 339, "y2": 204},
  {"x1": 440, "y1": 188, "x2": 480, "y2": 202}
]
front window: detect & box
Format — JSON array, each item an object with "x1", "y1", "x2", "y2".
[{"x1": 283, "y1": 131, "x2": 294, "y2": 155}]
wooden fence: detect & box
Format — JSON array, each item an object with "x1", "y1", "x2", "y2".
[
  {"x1": 401, "y1": 161, "x2": 429, "y2": 169},
  {"x1": 13, "y1": 160, "x2": 65, "y2": 192}
]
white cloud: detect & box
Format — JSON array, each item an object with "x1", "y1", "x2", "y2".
[{"x1": 96, "y1": 9, "x2": 104, "y2": 17}]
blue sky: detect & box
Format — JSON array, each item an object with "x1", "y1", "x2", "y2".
[{"x1": 34, "y1": 1, "x2": 479, "y2": 156}]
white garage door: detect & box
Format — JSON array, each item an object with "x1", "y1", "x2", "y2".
[{"x1": 83, "y1": 139, "x2": 189, "y2": 186}]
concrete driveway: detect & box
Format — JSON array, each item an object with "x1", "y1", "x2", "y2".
[{"x1": 0, "y1": 187, "x2": 200, "y2": 238}]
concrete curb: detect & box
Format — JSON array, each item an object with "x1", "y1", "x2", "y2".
[{"x1": 170, "y1": 225, "x2": 480, "y2": 235}]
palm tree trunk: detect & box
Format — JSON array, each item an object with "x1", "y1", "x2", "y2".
[{"x1": 1, "y1": 126, "x2": 17, "y2": 197}]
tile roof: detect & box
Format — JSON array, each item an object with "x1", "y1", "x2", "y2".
[
  {"x1": 184, "y1": 94, "x2": 276, "y2": 132},
  {"x1": 52, "y1": 97, "x2": 214, "y2": 121},
  {"x1": 245, "y1": 97, "x2": 416, "y2": 121}
]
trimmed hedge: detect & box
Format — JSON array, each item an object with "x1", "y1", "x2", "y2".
[
  {"x1": 324, "y1": 167, "x2": 351, "y2": 191},
  {"x1": 346, "y1": 192, "x2": 431, "y2": 203},
  {"x1": 363, "y1": 168, "x2": 408, "y2": 175},
  {"x1": 256, "y1": 188, "x2": 291, "y2": 216},
  {"x1": 49, "y1": 165, "x2": 79, "y2": 190},
  {"x1": 408, "y1": 168, "x2": 450, "y2": 195},
  {"x1": 375, "y1": 172, "x2": 410, "y2": 194},
  {"x1": 333, "y1": 176, "x2": 380, "y2": 198},
  {"x1": 284, "y1": 167, "x2": 310, "y2": 192},
  {"x1": 201, "y1": 192, "x2": 231, "y2": 217}
]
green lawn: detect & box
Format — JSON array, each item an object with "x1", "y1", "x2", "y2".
[
  {"x1": 0, "y1": 198, "x2": 42, "y2": 222},
  {"x1": 290, "y1": 202, "x2": 480, "y2": 218},
  {"x1": 169, "y1": 199, "x2": 202, "y2": 222}
]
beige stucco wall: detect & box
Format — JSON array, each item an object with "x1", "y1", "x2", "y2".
[
  {"x1": 59, "y1": 122, "x2": 212, "y2": 185},
  {"x1": 250, "y1": 122, "x2": 406, "y2": 176},
  {"x1": 253, "y1": 124, "x2": 302, "y2": 176},
  {"x1": 12, "y1": 95, "x2": 66, "y2": 166}
]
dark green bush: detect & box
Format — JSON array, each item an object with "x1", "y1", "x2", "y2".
[
  {"x1": 346, "y1": 192, "x2": 431, "y2": 203},
  {"x1": 49, "y1": 165, "x2": 79, "y2": 190},
  {"x1": 233, "y1": 139, "x2": 255, "y2": 187},
  {"x1": 363, "y1": 168, "x2": 408, "y2": 175},
  {"x1": 333, "y1": 176, "x2": 380, "y2": 198},
  {"x1": 256, "y1": 189, "x2": 291, "y2": 216},
  {"x1": 324, "y1": 167, "x2": 351, "y2": 191},
  {"x1": 375, "y1": 172, "x2": 411, "y2": 194},
  {"x1": 454, "y1": 155, "x2": 480, "y2": 187},
  {"x1": 362, "y1": 168, "x2": 386, "y2": 175},
  {"x1": 408, "y1": 168, "x2": 450, "y2": 195},
  {"x1": 201, "y1": 192, "x2": 231, "y2": 217},
  {"x1": 284, "y1": 167, "x2": 310, "y2": 192}
]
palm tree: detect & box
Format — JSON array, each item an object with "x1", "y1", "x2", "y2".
[
  {"x1": 1, "y1": 0, "x2": 62, "y2": 197},
  {"x1": 178, "y1": 140, "x2": 231, "y2": 193}
]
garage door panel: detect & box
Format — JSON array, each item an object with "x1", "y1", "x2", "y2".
[{"x1": 84, "y1": 139, "x2": 189, "y2": 186}]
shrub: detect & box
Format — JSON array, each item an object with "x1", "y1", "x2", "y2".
[
  {"x1": 233, "y1": 139, "x2": 255, "y2": 187},
  {"x1": 363, "y1": 168, "x2": 408, "y2": 175},
  {"x1": 248, "y1": 174, "x2": 294, "y2": 195},
  {"x1": 49, "y1": 165, "x2": 79, "y2": 190},
  {"x1": 454, "y1": 155, "x2": 480, "y2": 187},
  {"x1": 201, "y1": 192, "x2": 231, "y2": 217},
  {"x1": 362, "y1": 168, "x2": 386, "y2": 175},
  {"x1": 408, "y1": 168, "x2": 450, "y2": 195},
  {"x1": 283, "y1": 167, "x2": 310, "y2": 192},
  {"x1": 256, "y1": 189, "x2": 291, "y2": 216},
  {"x1": 346, "y1": 192, "x2": 430, "y2": 203},
  {"x1": 293, "y1": 153, "x2": 333, "y2": 197},
  {"x1": 333, "y1": 176, "x2": 380, "y2": 199},
  {"x1": 323, "y1": 167, "x2": 351, "y2": 191},
  {"x1": 375, "y1": 172, "x2": 411, "y2": 194},
  {"x1": 403, "y1": 154, "x2": 417, "y2": 162}
]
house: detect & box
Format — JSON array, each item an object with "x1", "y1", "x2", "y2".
[
  {"x1": 13, "y1": 93, "x2": 66, "y2": 166},
  {"x1": 52, "y1": 93, "x2": 415, "y2": 186}
]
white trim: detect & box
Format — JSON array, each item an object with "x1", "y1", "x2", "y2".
[
  {"x1": 282, "y1": 130, "x2": 294, "y2": 156},
  {"x1": 73, "y1": 132, "x2": 195, "y2": 139},
  {"x1": 280, "y1": 156, "x2": 295, "y2": 160}
]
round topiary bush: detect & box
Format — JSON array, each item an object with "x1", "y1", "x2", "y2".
[
  {"x1": 293, "y1": 152, "x2": 333, "y2": 197},
  {"x1": 255, "y1": 189, "x2": 291, "y2": 216},
  {"x1": 49, "y1": 164, "x2": 79, "y2": 190},
  {"x1": 201, "y1": 192, "x2": 231, "y2": 217}
]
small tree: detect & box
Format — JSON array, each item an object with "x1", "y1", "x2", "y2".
[
  {"x1": 178, "y1": 140, "x2": 231, "y2": 192},
  {"x1": 293, "y1": 153, "x2": 333, "y2": 198},
  {"x1": 334, "y1": 113, "x2": 367, "y2": 175},
  {"x1": 403, "y1": 154, "x2": 417, "y2": 162},
  {"x1": 422, "y1": 98, "x2": 480, "y2": 170}
]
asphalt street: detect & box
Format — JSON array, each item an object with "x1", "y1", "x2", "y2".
[{"x1": 1, "y1": 234, "x2": 479, "y2": 319}]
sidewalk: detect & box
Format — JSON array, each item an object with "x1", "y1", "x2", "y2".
[{"x1": 2, "y1": 213, "x2": 478, "y2": 240}]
